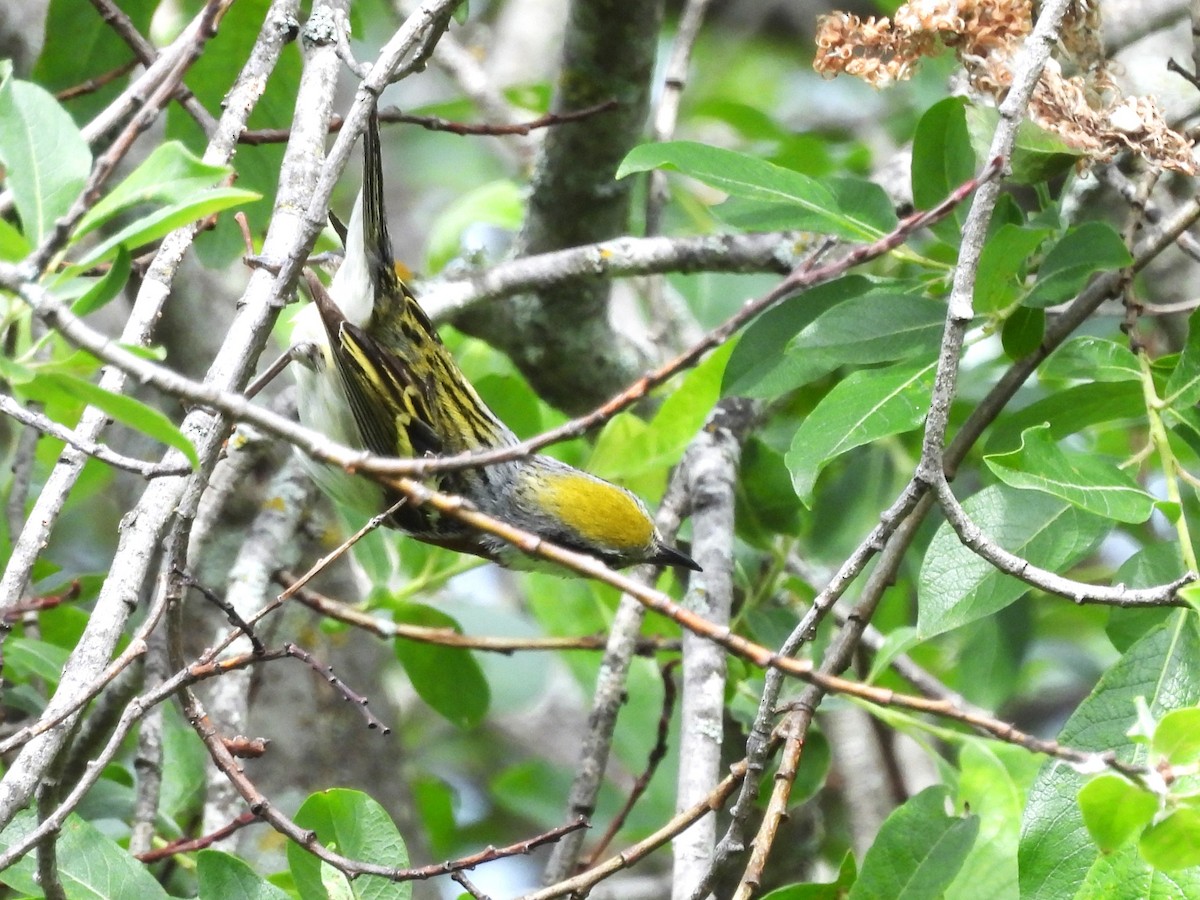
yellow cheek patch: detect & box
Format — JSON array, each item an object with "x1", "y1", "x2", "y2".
[{"x1": 534, "y1": 472, "x2": 654, "y2": 551}]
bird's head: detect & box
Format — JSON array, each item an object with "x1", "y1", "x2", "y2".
[{"x1": 503, "y1": 460, "x2": 700, "y2": 572}]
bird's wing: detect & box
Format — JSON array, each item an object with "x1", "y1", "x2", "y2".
[
  {"x1": 334, "y1": 319, "x2": 443, "y2": 461},
  {"x1": 301, "y1": 268, "x2": 441, "y2": 461}
]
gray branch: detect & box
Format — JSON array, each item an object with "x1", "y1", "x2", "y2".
[
  {"x1": 931, "y1": 475, "x2": 1193, "y2": 606},
  {"x1": 673, "y1": 398, "x2": 755, "y2": 900},
  {"x1": 0, "y1": 393, "x2": 190, "y2": 478}
]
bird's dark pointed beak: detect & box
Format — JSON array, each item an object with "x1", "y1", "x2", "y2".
[{"x1": 653, "y1": 544, "x2": 702, "y2": 572}]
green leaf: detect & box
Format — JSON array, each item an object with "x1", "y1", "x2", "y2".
[
  {"x1": 724, "y1": 275, "x2": 888, "y2": 397},
  {"x1": 0, "y1": 353, "x2": 36, "y2": 385},
  {"x1": 74, "y1": 142, "x2": 239, "y2": 239},
  {"x1": 1024, "y1": 222, "x2": 1132, "y2": 309},
  {"x1": 320, "y1": 861, "x2": 354, "y2": 900},
  {"x1": 787, "y1": 361, "x2": 937, "y2": 504},
  {"x1": 912, "y1": 97, "x2": 975, "y2": 245},
  {"x1": 946, "y1": 741, "x2": 1041, "y2": 900},
  {"x1": 592, "y1": 340, "x2": 731, "y2": 491},
  {"x1": 1076, "y1": 844, "x2": 1200, "y2": 897},
  {"x1": 974, "y1": 224, "x2": 1050, "y2": 314},
  {"x1": 693, "y1": 98, "x2": 789, "y2": 142},
  {"x1": 865, "y1": 626, "x2": 920, "y2": 684},
  {"x1": 159, "y1": 704, "x2": 208, "y2": 827},
  {"x1": 1165, "y1": 307, "x2": 1200, "y2": 409},
  {"x1": 966, "y1": 105, "x2": 1082, "y2": 184},
  {"x1": 780, "y1": 292, "x2": 944, "y2": 389},
  {"x1": 1078, "y1": 774, "x2": 1159, "y2": 852},
  {"x1": 197, "y1": 850, "x2": 292, "y2": 900},
  {"x1": 1000, "y1": 304, "x2": 1044, "y2": 360},
  {"x1": 618, "y1": 140, "x2": 891, "y2": 241},
  {"x1": 917, "y1": 484, "x2": 1109, "y2": 637},
  {"x1": 73, "y1": 186, "x2": 261, "y2": 268},
  {"x1": 1140, "y1": 809, "x2": 1200, "y2": 871},
  {"x1": 1129, "y1": 696, "x2": 1160, "y2": 745},
  {"x1": 1043, "y1": 336, "x2": 1143, "y2": 385},
  {"x1": 1107, "y1": 544, "x2": 1183, "y2": 652},
  {"x1": 25, "y1": 372, "x2": 199, "y2": 469},
  {"x1": 985, "y1": 381, "x2": 1145, "y2": 454},
  {"x1": 288, "y1": 789, "x2": 411, "y2": 900},
  {"x1": 411, "y1": 776, "x2": 457, "y2": 857},
  {"x1": 761, "y1": 851, "x2": 857, "y2": 899},
  {"x1": 0, "y1": 809, "x2": 169, "y2": 898},
  {"x1": 736, "y1": 438, "x2": 805, "y2": 545},
  {"x1": 0, "y1": 214, "x2": 31, "y2": 260},
  {"x1": 2, "y1": 636, "x2": 69, "y2": 683},
  {"x1": 826, "y1": 176, "x2": 899, "y2": 235},
  {"x1": 912, "y1": 98, "x2": 975, "y2": 206},
  {"x1": 1152, "y1": 708, "x2": 1200, "y2": 765},
  {"x1": 1020, "y1": 615, "x2": 1200, "y2": 897},
  {"x1": 715, "y1": 178, "x2": 898, "y2": 235},
  {"x1": 731, "y1": 281, "x2": 941, "y2": 397},
  {"x1": 848, "y1": 785, "x2": 978, "y2": 900},
  {"x1": 984, "y1": 424, "x2": 1155, "y2": 523},
  {"x1": 956, "y1": 611, "x2": 1028, "y2": 710},
  {"x1": 0, "y1": 75, "x2": 91, "y2": 245},
  {"x1": 71, "y1": 246, "x2": 131, "y2": 317},
  {"x1": 393, "y1": 603, "x2": 490, "y2": 729}
]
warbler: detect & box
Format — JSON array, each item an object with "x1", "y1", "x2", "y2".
[{"x1": 288, "y1": 111, "x2": 699, "y2": 573}]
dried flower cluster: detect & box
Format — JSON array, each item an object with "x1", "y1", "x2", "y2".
[{"x1": 814, "y1": 0, "x2": 1197, "y2": 174}]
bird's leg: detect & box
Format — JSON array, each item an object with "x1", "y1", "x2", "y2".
[{"x1": 244, "y1": 344, "x2": 320, "y2": 399}]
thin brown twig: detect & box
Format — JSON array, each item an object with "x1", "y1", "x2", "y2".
[
  {"x1": 1095, "y1": 165, "x2": 1200, "y2": 264},
  {"x1": 413, "y1": 12, "x2": 536, "y2": 167},
  {"x1": 283, "y1": 642, "x2": 392, "y2": 733},
  {"x1": 522, "y1": 759, "x2": 749, "y2": 900},
  {"x1": 739, "y1": 720, "x2": 804, "y2": 897},
  {"x1": 180, "y1": 571, "x2": 266, "y2": 655},
  {"x1": 452, "y1": 870, "x2": 491, "y2": 900},
  {"x1": 189, "y1": 498, "x2": 412, "y2": 666},
  {"x1": 237, "y1": 101, "x2": 619, "y2": 144},
  {"x1": 135, "y1": 811, "x2": 259, "y2": 863},
  {"x1": 731, "y1": 498, "x2": 929, "y2": 900},
  {"x1": 1168, "y1": 57, "x2": 1200, "y2": 93},
  {"x1": 1, "y1": 581, "x2": 82, "y2": 626},
  {"x1": 55, "y1": 59, "x2": 139, "y2": 102},
  {"x1": 581, "y1": 660, "x2": 680, "y2": 867},
  {"x1": 931, "y1": 475, "x2": 1194, "y2": 607},
  {"x1": 283, "y1": 575, "x2": 680, "y2": 655},
  {"x1": 398, "y1": 817, "x2": 591, "y2": 882},
  {"x1": 0, "y1": 642, "x2": 289, "y2": 870}
]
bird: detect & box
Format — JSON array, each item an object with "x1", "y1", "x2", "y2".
[{"x1": 287, "y1": 110, "x2": 699, "y2": 573}]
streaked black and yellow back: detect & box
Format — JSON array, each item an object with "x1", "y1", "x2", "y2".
[{"x1": 308, "y1": 111, "x2": 519, "y2": 540}]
